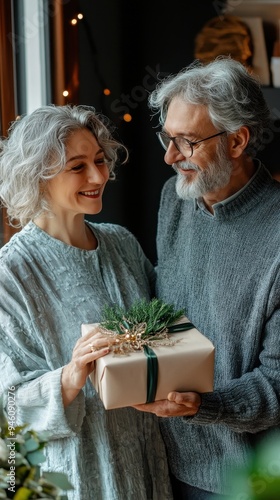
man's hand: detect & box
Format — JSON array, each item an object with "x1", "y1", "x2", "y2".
[{"x1": 133, "y1": 391, "x2": 202, "y2": 417}]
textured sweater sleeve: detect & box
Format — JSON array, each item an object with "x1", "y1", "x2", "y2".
[
  {"x1": 194, "y1": 285, "x2": 280, "y2": 433},
  {"x1": 0, "y1": 267, "x2": 86, "y2": 439},
  {"x1": 1, "y1": 353, "x2": 85, "y2": 438}
]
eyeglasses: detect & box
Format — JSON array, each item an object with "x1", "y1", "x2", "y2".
[{"x1": 156, "y1": 130, "x2": 226, "y2": 158}]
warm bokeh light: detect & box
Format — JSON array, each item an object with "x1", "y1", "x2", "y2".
[
  {"x1": 103, "y1": 88, "x2": 111, "y2": 96},
  {"x1": 123, "y1": 113, "x2": 132, "y2": 122},
  {"x1": 62, "y1": 90, "x2": 69, "y2": 97},
  {"x1": 77, "y1": 13, "x2": 83, "y2": 20},
  {"x1": 71, "y1": 18, "x2": 78, "y2": 25}
]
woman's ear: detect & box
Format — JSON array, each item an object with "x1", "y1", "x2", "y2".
[{"x1": 228, "y1": 126, "x2": 250, "y2": 158}]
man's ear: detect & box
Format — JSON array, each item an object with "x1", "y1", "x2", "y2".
[{"x1": 228, "y1": 127, "x2": 250, "y2": 158}]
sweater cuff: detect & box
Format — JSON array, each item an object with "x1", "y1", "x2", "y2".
[
  {"x1": 183, "y1": 391, "x2": 223, "y2": 424},
  {"x1": 14, "y1": 368, "x2": 86, "y2": 439}
]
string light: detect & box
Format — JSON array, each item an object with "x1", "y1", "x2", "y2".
[
  {"x1": 68, "y1": 12, "x2": 132, "y2": 124},
  {"x1": 123, "y1": 113, "x2": 132, "y2": 122},
  {"x1": 70, "y1": 13, "x2": 83, "y2": 25}
]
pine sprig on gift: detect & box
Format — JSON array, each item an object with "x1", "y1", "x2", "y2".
[{"x1": 100, "y1": 298, "x2": 184, "y2": 337}]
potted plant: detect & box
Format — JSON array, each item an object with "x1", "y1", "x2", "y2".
[{"x1": 0, "y1": 399, "x2": 73, "y2": 499}]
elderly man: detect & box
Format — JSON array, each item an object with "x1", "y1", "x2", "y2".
[{"x1": 135, "y1": 57, "x2": 280, "y2": 500}]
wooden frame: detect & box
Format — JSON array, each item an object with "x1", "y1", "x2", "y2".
[
  {"x1": 0, "y1": 0, "x2": 18, "y2": 244},
  {"x1": 50, "y1": 0, "x2": 79, "y2": 105}
]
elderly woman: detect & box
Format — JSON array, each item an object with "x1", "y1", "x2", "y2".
[{"x1": 0, "y1": 104, "x2": 172, "y2": 500}]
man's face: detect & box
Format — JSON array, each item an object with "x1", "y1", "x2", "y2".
[
  {"x1": 162, "y1": 98, "x2": 233, "y2": 200},
  {"x1": 174, "y1": 137, "x2": 233, "y2": 200}
]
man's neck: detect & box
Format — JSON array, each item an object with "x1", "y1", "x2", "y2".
[{"x1": 202, "y1": 157, "x2": 257, "y2": 213}]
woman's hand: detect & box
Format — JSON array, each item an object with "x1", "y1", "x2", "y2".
[{"x1": 61, "y1": 325, "x2": 111, "y2": 407}]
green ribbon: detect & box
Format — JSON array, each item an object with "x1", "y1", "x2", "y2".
[
  {"x1": 143, "y1": 321, "x2": 195, "y2": 403},
  {"x1": 167, "y1": 321, "x2": 195, "y2": 333},
  {"x1": 143, "y1": 345, "x2": 158, "y2": 403}
]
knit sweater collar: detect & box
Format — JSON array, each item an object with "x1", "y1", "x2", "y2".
[{"x1": 195, "y1": 163, "x2": 274, "y2": 220}]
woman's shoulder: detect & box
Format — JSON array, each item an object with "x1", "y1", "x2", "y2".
[
  {"x1": 0, "y1": 223, "x2": 41, "y2": 268},
  {"x1": 87, "y1": 221, "x2": 136, "y2": 242},
  {"x1": 87, "y1": 221, "x2": 145, "y2": 261},
  {"x1": 0, "y1": 230, "x2": 23, "y2": 263}
]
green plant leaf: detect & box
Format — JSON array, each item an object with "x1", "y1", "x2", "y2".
[
  {"x1": 24, "y1": 438, "x2": 39, "y2": 453},
  {"x1": 26, "y1": 449, "x2": 46, "y2": 466},
  {"x1": 14, "y1": 425, "x2": 28, "y2": 437},
  {"x1": 0, "y1": 406, "x2": 72, "y2": 498},
  {"x1": 0, "y1": 399, "x2": 7, "y2": 434},
  {"x1": 14, "y1": 464, "x2": 33, "y2": 483},
  {"x1": 43, "y1": 472, "x2": 74, "y2": 491},
  {"x1": 0, "y1": 478, "x2": 8, "y2": 488},
  {"x1": 13, "y1": 486, "x2": 33, "y2": 499},
  {"x1": 18, "y1": 443, "x2": 27, "y2": 458},
  {"x1": 227, "y1": 433, "x2": 280, "y2": 500}
]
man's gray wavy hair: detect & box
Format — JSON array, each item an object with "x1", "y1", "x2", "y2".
[
  {"x1": 0, "y1": 104, "x2": 128, "y2": 227},
  {"x1": 148, "y1": 56, "x2": 271, "y2": 158}
]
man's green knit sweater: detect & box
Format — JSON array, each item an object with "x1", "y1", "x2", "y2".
[{"x1": 156, "y1": 163, "x2": 280, "y2": 495}]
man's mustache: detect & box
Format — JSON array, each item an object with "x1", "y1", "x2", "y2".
[{"x1": 172, "y1": 161, "x2": 201, "y2": 173}]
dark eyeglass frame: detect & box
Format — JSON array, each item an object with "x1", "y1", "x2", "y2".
[{"x1": 156, "y1": 130, "x2": 226, "y2": 158}]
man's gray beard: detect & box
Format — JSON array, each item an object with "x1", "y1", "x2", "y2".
[{"x1": 174, "y1": 138, "x2": 233, "y2": 200}]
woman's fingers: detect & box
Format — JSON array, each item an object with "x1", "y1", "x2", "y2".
[
  {"x1": 76, "y1": 326, "x2": 109, "y2": 351},
  {"x1": 62, "y1": 326, "x2": 113, "y2": 406},
  {"x1": 71, "y1": 326, "x2": 117, "y2": 375}
]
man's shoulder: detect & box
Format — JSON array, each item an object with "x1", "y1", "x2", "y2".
[
  {"x1": 163, "y1": 174, "x2": 176, "y2": 191},
  {"x1": 160, "y1": 175, "x2": 177, "y2": 202}
]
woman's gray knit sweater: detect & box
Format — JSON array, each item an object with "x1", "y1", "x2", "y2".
[{"x1": 156, "y1": 163, "x2": 280, "y2": 495}]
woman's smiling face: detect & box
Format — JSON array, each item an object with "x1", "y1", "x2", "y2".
[{"x1": 45, "y1": 128, "x2": 110, "y2": 217}]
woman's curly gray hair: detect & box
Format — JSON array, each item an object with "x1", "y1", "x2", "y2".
[{"x1": 0, "y1": 104, "x2": 128, "y2": 227}]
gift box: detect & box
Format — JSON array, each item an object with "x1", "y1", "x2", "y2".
[{"x1": 82, "y1": 317, "x2": 214, "y2": 409}]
